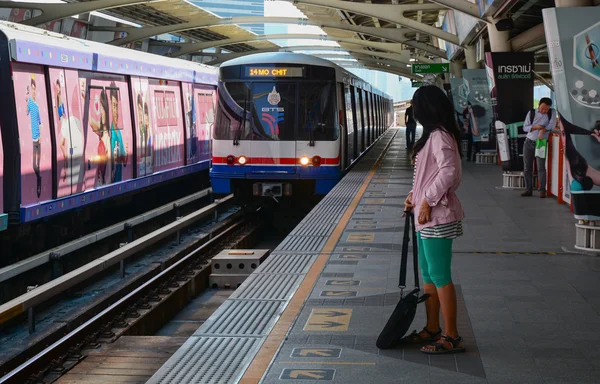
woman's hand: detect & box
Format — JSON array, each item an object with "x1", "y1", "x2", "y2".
[
  {"x1": 592, "y1": 128, "x2": 600, "y2": 143},
  {"x1": 403, "y1": 192, "x2": 415, "y2": 217},
  {"x1": 418, "y1": 200, "x2": 431, "y2": 225}
]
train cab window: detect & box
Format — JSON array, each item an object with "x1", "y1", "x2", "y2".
[
  {"x1": 215, "y1": 82, "x2": 252, "y2": 140},
  {"x1": 251, "y1": 82, "x2": 296, "y2": 141},
  {"x1": 297, "y1": 82, "x2": 337, "y2": 141}
]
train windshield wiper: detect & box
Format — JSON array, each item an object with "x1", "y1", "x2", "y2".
[{"x1": 233, "y1": 92, "x2": 249, "y2": 146}]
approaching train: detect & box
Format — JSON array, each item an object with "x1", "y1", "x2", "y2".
[
  {"x1": 0, "y1": 21, "x2": 217, "y2": 231},
  {"x1": 210, "y1": 52, "x2": 393, "y2": 199}
]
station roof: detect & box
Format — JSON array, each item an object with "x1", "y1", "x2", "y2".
[
  {"x1": 65, "y1": 0, "x2": 277, "y2": 53},
  {"x1": 6, "y1": 0, "x2": 575, "y2": 86}
]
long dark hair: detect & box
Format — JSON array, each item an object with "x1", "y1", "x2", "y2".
[
  {"x1": 560, "y1": 115, "x2": 598, "y2": 190},
  {"x1": 411, "y1": 85, "x2": 463, "y2": 161}
]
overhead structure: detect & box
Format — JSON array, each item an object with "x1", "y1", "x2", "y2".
[
  {"x1": 0, "y1": 0, "x2": 277, "y2": 54},
  {"x1": 0, "y1": 0, "x2": 569, "y2": 82}
]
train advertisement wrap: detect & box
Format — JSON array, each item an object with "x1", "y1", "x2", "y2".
[
  {"x1": 194, "y1": 86, "x2": 215, "y2": 160},
  {"x1": 543, "y1": 7, "x2": 600, "y2": 220},
  {"x1": 13, "y1": 63, "x2": 53, "y2": 205},
  {"x1": 84, "y1": 74, "x2": 133, "y2": 187},
  {"x1": 49, "y1": 68, "x2": 86, "y2": 197},
  {"x1": 131, "y1": 77, "x2": 153, "y2": 176},
  {"x1": 148, "y1": 79, "x2": 184, "y2": 173},
  {"x1": 181, "y1": 83, "x2": 215, "y2": 164}
]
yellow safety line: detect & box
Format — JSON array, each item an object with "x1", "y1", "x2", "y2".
[{"x1": 239, "y1": 130, "x2": 398, "y2": 384}]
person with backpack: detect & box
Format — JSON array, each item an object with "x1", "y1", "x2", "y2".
[
  {"x1": 522, "y1": 98, "x2": 556, "y2": 198},
  {"x1": 405, "y1": 102, "x2": 417, "y2": 149}
]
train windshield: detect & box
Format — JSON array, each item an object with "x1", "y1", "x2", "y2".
[
  {"x1": 297, "y1": 82, "x2": 337, "y2": 141},
  {"x1": 215, "y1": 81, "x2": 296, "y2": 141}
]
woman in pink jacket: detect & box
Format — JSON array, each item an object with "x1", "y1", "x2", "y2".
[{"x1": 402, "y1": 85, "x2": 466, "y2": 354}]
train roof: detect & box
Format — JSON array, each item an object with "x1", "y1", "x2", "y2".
[
  {"x1": 221, "y1": 52, "x2": 392, "y2": 100},
  {"x1": 0, "y1": 21, "x2": 217, "y2": 85}
]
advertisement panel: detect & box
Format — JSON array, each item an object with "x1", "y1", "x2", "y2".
[
  {"x1": 12, "y1": 63, "x2": 53, "y2": 205},
  {"x1": 485, "y1": 52, "x2": 534, "y2": 171},
  {"x1": 463, "y1": 69, "x2": 495, "y2": 147},
  {"x1": 543, "y1": 7, "x2": 600, "y2": 220}
]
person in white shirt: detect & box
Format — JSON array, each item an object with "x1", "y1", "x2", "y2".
[{"x1": 521, "y1": 98, "x2": 556, "y2": 198}]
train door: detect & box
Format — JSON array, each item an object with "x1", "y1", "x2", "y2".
[
  {"x1": 338, "y1": 83, "x2": 348, "y2": 170},
  {"x1": 349, "y1": 86, "x2": 359, "y2": 161},
  {"x1": 250, "y1": 82, "x2": 296, "y2": 173},
  {"x1": 48, "y1": 68, "x2": 86, "y2": 197},
  {"x1": 194, "y1": 86, "x2": 216, "y2": 163}
]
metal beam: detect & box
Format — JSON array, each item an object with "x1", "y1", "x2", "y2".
[
  {"x1": 510, "y1": 23, "x2": 545, "y2": 52},
  {"x1": 428, "y1": 0, "x2": 483, "y2": 19},
  {"x1": 100, "y1": 16, "x2": 446, "y2": 58},
  {"x1": 201, "y1": 45, "x2": 416, "y2": 69},
  {"x1": 284, "y1": 0, "x2": 459, "y2": 44},
  {"x1": 158, "y1": 34, "x2": 432, "y2": 60},
  {"x1": 0, "y1": 0, "x2": 153, "y2": 26}
]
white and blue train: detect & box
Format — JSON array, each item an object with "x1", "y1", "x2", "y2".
[{"x1": 210, "y1": 52, "x2": 394, "y2": 199}]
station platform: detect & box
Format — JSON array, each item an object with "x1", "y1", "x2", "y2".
[{"x1": 147, "y1": 128, "x2": 600, "y2": 384}]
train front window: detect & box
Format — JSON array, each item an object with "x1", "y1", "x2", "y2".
[
  {"x1": 298, "y1": 82, "x2": 337, "y2": 142},
  {"x1": 215, "y1": 82, "x2": 252, "y2": 140},
  {"x1": 251, "y1": 82, "x2": 296, "y2": 141}
]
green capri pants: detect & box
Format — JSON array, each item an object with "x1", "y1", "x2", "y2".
[{"x1": 416, "y1": 232, "x2": 453, "y2": 288}]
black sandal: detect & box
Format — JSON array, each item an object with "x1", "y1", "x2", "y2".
[
  {"x1": 421, "y1": 335, "x2": 466, "y2": 354},
  {"x1": 400, "y1": 327, "x2": 442, "y2": 344}
]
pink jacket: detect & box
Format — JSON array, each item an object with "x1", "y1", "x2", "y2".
[{"x1": 411, "y1": 129, "x2": 464, "y2": 232}]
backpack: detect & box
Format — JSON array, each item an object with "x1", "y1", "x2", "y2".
[{"x1": 529, "y1": 108, "x2": 553, "y2": 124}]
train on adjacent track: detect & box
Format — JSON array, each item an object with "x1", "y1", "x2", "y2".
[
  {"x1": 210, "y1": 52, "x2": 393, "y2": 200},
  {"x1": 0, "y1": 21, "x2": 217, "y2": 239}
]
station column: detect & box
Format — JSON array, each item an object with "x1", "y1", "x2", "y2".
[{"x1": 464, "y1": 45, "x2": 480, "y2": 69}]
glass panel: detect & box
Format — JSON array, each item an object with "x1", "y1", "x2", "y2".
[
  {"x1": 215, "y1": 81, "x2": 251, "y2": 140},
  {"x1": 297, "y1": 82, "x2": 337, "y2": 141}
]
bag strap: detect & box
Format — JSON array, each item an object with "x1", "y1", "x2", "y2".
[
  {"x1": 411, "y1": 213, "x2": 419, "y2": 289},
  {"x1": 399, "y1": 213, "x2": 411, "y2": 289}
]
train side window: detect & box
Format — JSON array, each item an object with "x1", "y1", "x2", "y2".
[{"x1": 297, "y1": 82, "x2": 337, "y2": 141}]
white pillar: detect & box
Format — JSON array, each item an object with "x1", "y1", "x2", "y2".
[
  {"x1": 141, "y1": 39, "x2": 149, "y2": 52},
  {"x1": 488, "y1": 19, "x2": 511, "y2": 52},
  {"x1": 464, "y1": 45, "x2": 479, "y2": 69},
  {"x1": 451, "y1": 60, "x2": 464, "y2": 78},
  {"x1": 555, "y1": 0, "x2": 592, "y2": 6}
]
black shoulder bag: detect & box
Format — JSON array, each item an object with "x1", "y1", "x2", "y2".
[{"x1": 376, "y1": 212, "x2": 430, "y2": 349}]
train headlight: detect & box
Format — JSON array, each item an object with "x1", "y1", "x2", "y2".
[
  {"x1": 312, "y1": 156, "x2": 322, "y2": 166},
  {"x1": 226, "y1": 155, "x2": 235, "y2": 166},
  {"x1": 300, "y1": 156, "x2": 310, "y2": 166},
  {"x1": 238, "y1": 155, "x2": 247, "y2": 165}
]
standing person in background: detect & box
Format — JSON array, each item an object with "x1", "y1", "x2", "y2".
[
  {"x1": 522, "y1": 98, "x2": 555, "y2": 198},
  {"x1": 402, "y1": 86, "x2": 466, "y2": 354},
  {"x1": 405, "y1": 102, "x2": 417, "y2": 149}
]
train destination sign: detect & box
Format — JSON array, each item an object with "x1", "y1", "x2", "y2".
[
  {"x1": 411, "y1": 63, "x2": 450, "y2": 74},
  {"x1": 246, "y1": 67, "x2": 304, "y2": 77}
]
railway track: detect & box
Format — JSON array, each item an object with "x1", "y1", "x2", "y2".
[
  {"x1": 0, "y1": 188, "x2": 218, "y2": 305},
  {"x1": 0, "y1": 197, "x2": 267, "y2": 383}
]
